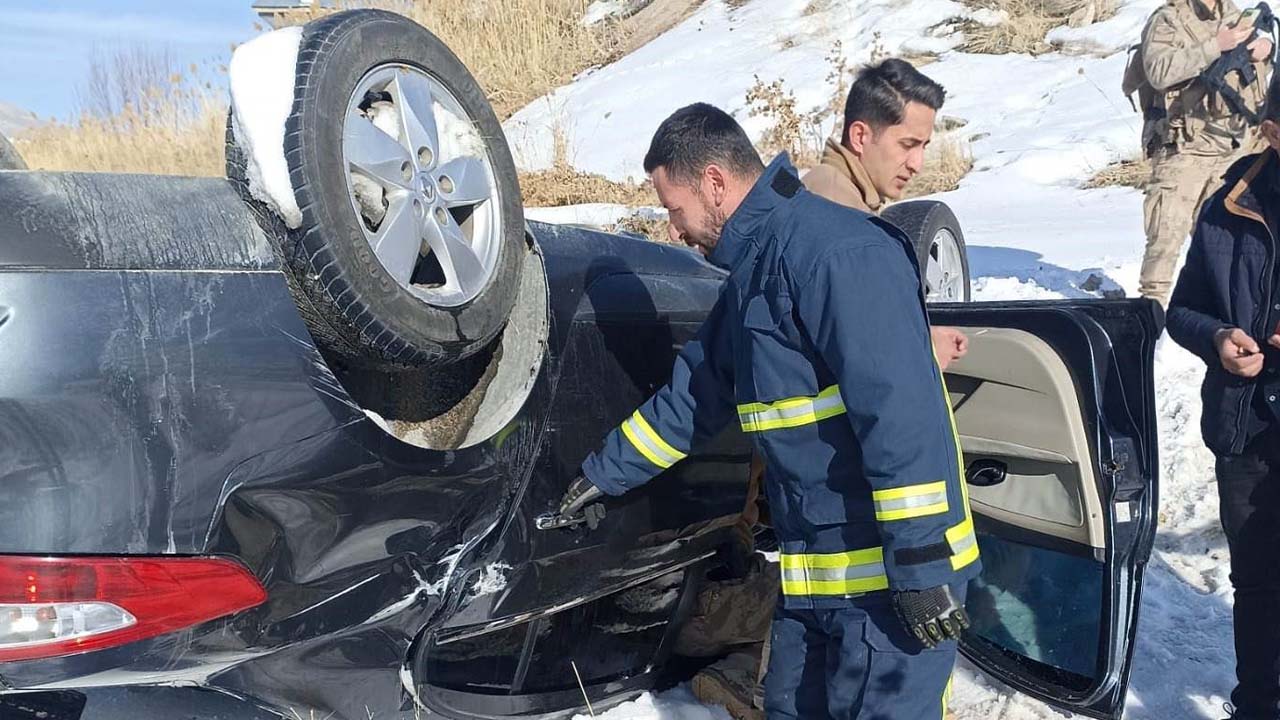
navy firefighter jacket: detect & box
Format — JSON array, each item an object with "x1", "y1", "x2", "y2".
[{"x1": 581, "y1": 155, "x2": 980, "y2": 609}]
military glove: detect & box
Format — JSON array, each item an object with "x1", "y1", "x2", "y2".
[
  {"x1": 558, "y1": 474, "x2": 604, "y2": 518},
  {"x1": 892, "y1": 584, "x2": 970, "y2": 649}
]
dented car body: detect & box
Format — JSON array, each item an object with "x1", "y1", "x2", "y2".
[
  {"x1": 0, "y1": 170, "x2": 751, "y2": 719},
  {"x1": 0, "y1": 166, "x2": 1163, "y2": 720}
]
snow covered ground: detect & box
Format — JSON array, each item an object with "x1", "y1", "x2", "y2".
[{"x1": 509, "y1": 0, "x2": 1243, "y2": 717}]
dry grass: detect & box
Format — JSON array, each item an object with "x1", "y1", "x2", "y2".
[
  {"x1": 20, "y1": 0, "x2": 626, "y2": 177},
  {"x1": 518, "y1": 124, "x2": 656, "y2": 207},
  {"x1": 960, "y1": 0, "x2": 1117, "y2": 55},
  {"x1": 518, "y1": 164, "x2": 657, "y2": 206},
  {"x1": 280, "y1": 0, "x2": 619, "y2": 119},
  {"x1": 902, "y1": 136, "x2": 975, "y2": 198},
  {"x1": 17, "y1": 48, "x2": 228, "y2": 176},
  {"x1": 1085, "y1": 156, "x2": 1150, "y2": 189}
]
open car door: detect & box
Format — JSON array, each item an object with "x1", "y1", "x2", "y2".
[{"x1": 930, "y1": 299, "x2": 1162, "y2": 720}]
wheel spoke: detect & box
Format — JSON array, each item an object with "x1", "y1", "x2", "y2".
[
  {"x1": 391, "y1": 69, "x2": 440, "y2": 167},
  {"x1": 437, "y1": 155, "x2": 491, "y2": 207},
  {"x1": 424, "y1": 211, "x2": 485, "y2": 296},
  {"x1": 345, "y1": 109, "x2": 414, "y2": 191},
  {"x1": 372, "y1": 196, "x2": 424, "y2": 286},
  {"x1": 925, "y1": 252, "x2": 945, "y2": 295}
]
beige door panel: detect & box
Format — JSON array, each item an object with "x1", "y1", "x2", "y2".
[{"x1": 944, "y1": 327, "x2": 1105, "y2": 550}]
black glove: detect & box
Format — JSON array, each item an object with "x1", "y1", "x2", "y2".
[
  {"x1": 892, "y1": 584, "x2": 970, "y2": 649},
  {"x1": 558, "y1": 474, "x2": 604, "y2": 518}
]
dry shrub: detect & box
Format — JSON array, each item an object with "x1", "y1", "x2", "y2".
[
  {"x1": 17, "y1": 48, "x2": 227, "y2": 176},
  {"x1": 960, "y1": 0, "x2": 1117, "y2": 55},
  {"x1": 902, "y1": 136, "x2": 975, "y2": 198},
  {"x1": 610, "y1": 210, "x2": 671, "y2": 243},
  {"x1": 746, "y1": 42, "x2": 850, "y2": 167},
  {"x1": 1085, "y1": 156, "x2": 1150, "y2": 189},
  {"x1": 279, "y1": 0, "x2": 619, "y2": 118},
  {"x1": 519, "y1": 164, "x2": 657, "y2": 206},
  {"x1": 518, "y1": 124, "x2": 656, "y2": 206}
]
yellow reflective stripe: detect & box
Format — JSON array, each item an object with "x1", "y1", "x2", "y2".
[
  {"x1": 737, "y1": 385, "x2": 846, "y2": 433},
  {"x1": 946, "y1": 516, "x2": 980, "y2": 571},
  {"x1": 935, "y1": 348, "x2": 980, "y2": 571},
  {"x1": 780, "y1": 547, "x2": 883, "y2": 569},
  {"x1": 872, "y1": 480, "x2": 950, "y2": 521},
  {"x1": 781, "y1": 576, "x2": 890, "y2": 596},
  {"x1": 942, "y1": 674, "x2": 953, "y2": 718},
  {"x1": 620, "y1": 411, "x2": 686, "y2": 469},
  {"x1": 620, "y1": 420, "x2": 665, "y2": 468},
  {"x1": 877, "y1": 502, "x2": 950, "y2": 522},
  {"x1": 737, "y1": 384, "x2": 842, "y2": 414},
  {"x1": 779, "y1": 548, "x2": 889, "y2": 597},
  {"x1": 631, "y1": 411, "x2": 686, "y2": 463}
]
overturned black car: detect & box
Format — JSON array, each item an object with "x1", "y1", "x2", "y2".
[{"x1": 0, "y1": 10, "x2": 1161, "y2": 720}]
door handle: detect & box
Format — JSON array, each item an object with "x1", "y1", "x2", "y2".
[
  {"x1": 966, "y1": 459, "x2": 1007, "y2": 487},
  {"x1": 534, "y1": 503, "x2": 606, "y2": 531}
]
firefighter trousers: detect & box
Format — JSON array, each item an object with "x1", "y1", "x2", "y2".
[{"x1": 762, "y1": 584, "x2": 965, "y2": 719}]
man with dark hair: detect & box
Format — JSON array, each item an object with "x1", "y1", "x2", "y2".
[
  {"x1": 557, "y1": 102, "x2": 980, "y2": 719},
  {"x1": 805, "y1": 58, "x2": 969, "y2": 371},
  {"x1": 1167, "y1": 73, "x2": 1280, "y2": 720}
]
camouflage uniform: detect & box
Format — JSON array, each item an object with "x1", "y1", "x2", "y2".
[{"x1": 1138, "y1": 0, "x2": 1268, "y2": 305}]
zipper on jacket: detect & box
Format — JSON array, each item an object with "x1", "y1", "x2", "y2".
[{"x1": 1234, "y1": 210, "x2": 1279, "y2": 453}]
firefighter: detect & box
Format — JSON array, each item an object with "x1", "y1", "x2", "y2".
[{"x1": 557, "y1": 103, "x2": 980, "y2": 718}]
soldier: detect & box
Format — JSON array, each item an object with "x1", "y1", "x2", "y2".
[{"x1": 1134, "y1": 0, "x2": 1272, "y2": 305}]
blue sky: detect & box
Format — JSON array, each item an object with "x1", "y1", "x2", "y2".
[{"x1": 0, "y1": 0, "x2": 263, "y2": 120}]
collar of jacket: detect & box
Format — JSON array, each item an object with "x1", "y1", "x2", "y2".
[
  {"x1": 707, "y1": 153, "x2": 802, "y2": 271},
  {"x1": 818, "y1": 137, "x2": 883, "y2": 213},
  {"x1": 1182, "y1": 0, "x2": 1221, "y2": 21},
  {"x1": 1224, "y1": 150, "x2": 1278, "y2": 230}
]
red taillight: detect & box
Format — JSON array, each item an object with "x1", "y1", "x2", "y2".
[{"x1": 0, "y1": 556, "x2": 267, "y2": 662}]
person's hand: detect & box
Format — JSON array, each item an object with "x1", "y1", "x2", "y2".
[
  {"x1": 1215, "y1": 327, "x2": 1264, "y2": 377},
  {"x1": 892, "y1": 585, "x2": 970, "y2": 649},
  {"x1": 1248, "y1": 36, "x2": 1274, "y2": 62},
  {"x1": 931, "y1": 326, "x2": 969, "y2": 371},
  {"x1": 558, "y1": 474, "x2": 604, "y2": 518},
  {"x1": 1219, "y1": 22, "x2": 1255, "y2": 53},
  {"x1": 1267, "y1": 322, "x2": 1280, "y2": 351}
]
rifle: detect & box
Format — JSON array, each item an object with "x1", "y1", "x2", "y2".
[{"x1": 1203, "y1": 1, "x2": 1279, "y2": 125}]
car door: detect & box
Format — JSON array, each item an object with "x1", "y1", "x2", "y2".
[{"x1": 930, "y1": 298, "x2": 1162, "y2": 720}]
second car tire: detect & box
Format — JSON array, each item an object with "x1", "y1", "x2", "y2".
[{"x1": 881, "y1": 200, "x2": 971, "y2": 303}]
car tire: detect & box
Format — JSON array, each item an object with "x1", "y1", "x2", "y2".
[
  {"x1": 0, "y1": 133, "x2": 26, "y2": 171},
  {"x1": 228, "y1": 9, "x2": 526, "y2": 369},
  {"x1": 881, "y1": 200, "x2": 970, "y2": 303}
]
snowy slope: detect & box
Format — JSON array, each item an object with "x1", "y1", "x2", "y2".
[{"x1": 509, "y1": 1, "x2": 1244, "y2": 718}]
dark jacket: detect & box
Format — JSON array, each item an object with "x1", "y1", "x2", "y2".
[
  {"x1": 581, "y1": 155, "x2": 980, "y2": 607},
  {"x1": 1168, "y1": 150, "x2": 1280, "y2": 455}
]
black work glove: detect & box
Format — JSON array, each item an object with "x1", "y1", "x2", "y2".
[
  {"x1": 558, "y1": 474, "x2": 604, "y2": 518},
  {"x1": 892, "y1": 584, "x2": 970, "y2": 649}
]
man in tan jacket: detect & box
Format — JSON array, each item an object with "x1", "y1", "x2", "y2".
[
  {"x1": 1137, "y1": 0, "x2": 1272, "y2": 305},
  {"x1": 805, "y1": 58, "x2": 968, "y2": 370}
]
